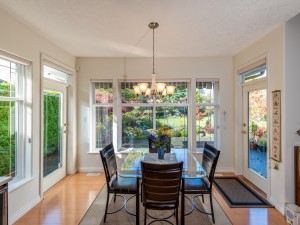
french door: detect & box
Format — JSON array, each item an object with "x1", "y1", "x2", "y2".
[
  {"x1": 43, "y1": 79, "x2": 67, "y2": 192},
  {"x1": 242, "y1": 80, "x2": 268, "y2": 192}
]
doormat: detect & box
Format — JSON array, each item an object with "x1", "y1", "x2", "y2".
[{"x1": 214, "y1": 177, "x2": 273, "y2": 208}]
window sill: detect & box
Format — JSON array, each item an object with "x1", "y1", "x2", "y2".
[
  {"x1": 88, "y1": 147, "x2": 133, "y2": 154},
  {"x1": 87, "y1": 151, "x2": 99, "y2": 154},
  {"x1": 8, "y1": 176, "x2": 35, "y2": 193}
]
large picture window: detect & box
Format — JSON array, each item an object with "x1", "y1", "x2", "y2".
[
  {"x1": 0, "y1": 56, "x2": 29, "y2": 180},
  {"x1": 120, "y1": 81, "x2": 188, "y2": 150},
  {"x1": 91, "y1": 79, "x2": 219, "y2": 152},
  {"x1": 195, "y1": 81, "x2": 219, "y2": 149},
  {"x1": 91, "y1": 82, "x2": 113, "y2": 150}
]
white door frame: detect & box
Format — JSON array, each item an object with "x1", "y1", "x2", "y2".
[{"x1": 42, "y1": 78, "x2": 67, "y2": 192}]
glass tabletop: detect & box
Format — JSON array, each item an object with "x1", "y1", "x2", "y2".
[{"x1": 118, "y1": 148, "x2": 206, "y2": 179}]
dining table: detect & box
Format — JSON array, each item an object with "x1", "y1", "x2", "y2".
[{"x1": 117, "y1": 148, "x2": 206, "y2": 225}]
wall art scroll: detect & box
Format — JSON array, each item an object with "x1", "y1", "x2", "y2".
[{"x1": 271, "y1": 90, "x2": 281, "y2": 162}]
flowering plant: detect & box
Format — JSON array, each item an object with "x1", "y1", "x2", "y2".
[{"x1": 148, "y1": 126, "x2": 171, "y2": 148}]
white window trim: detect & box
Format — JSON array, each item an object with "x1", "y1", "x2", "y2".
[
  {"x1": 0, "y1": 53, "x2": 32, "y2": 183},
  {"x1": 195, "y1": 80, "x2": 219, "y2": 152},
  {"x1": 89, "y1": 80, "x2": 114, "y2": 153}
]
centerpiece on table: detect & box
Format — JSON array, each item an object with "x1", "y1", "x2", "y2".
[{"x1": 148, "y1": 126, "x2": 171, "y2": 159}]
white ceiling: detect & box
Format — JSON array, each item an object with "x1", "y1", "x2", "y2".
[{"x1": 0, "y1": 0, "x2": 300, "y2": 57}]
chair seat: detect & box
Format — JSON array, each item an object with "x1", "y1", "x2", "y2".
[
  {"x1": 110, "y1": 176, "x2": 137, "y2": 193},
  {"x1": 183, "y1": 178, "x2": 210, "y2": 193}
]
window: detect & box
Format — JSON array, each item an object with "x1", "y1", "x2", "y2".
[
  {"x1": 91, "y1": 82, "x2": 113, "y2": 150},
  {"x1": 238, "y1": 58, "x2": 267, "y2": 83},
  {"x1": 0, "y1": 56, "x2": 29, "y2": 181},
  {"x1": 120, "y1": 81, "x2": 189, "y2": 150},
  {"x1": 195, "y1": 81, "x2": 219, "y2": 149}
]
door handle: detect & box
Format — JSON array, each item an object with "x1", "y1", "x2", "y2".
[
  {"x1": 241, "y1": 130, "x2": 246, "y2": 134},
  {"x1": 63, "y1": 123, "x2": 68, "y2": 133}
]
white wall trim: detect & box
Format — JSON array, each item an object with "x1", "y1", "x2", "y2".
[
  {"x1": 78, "y1": 167, "x2": 103, "y2": 172},
  {"x1": 216, "y1": 167, "x2": 235, "y2": 173},
  {"x1": 9, "y1": 196, "x2": 41, "y2": 225},
  {"x1": 269, "y1": 196, "x2": 285, "y2": 215}
]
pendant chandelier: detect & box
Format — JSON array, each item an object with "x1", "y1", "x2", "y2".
[{"x1": 133, "y1": 22, "x2": 176, "y2": 97}]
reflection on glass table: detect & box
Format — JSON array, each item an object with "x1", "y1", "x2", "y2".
[{"x1": 118, "y1": 148, "x2": 206, "y2": 179}]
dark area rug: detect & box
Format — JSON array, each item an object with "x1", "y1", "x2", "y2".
[{"x1": 214, "y1": 177, "x2": 273, "y2": 208}]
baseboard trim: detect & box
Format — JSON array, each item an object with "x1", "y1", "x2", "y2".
[
  {"x1": 9, "y1": 195, "x2": 41, "y2": 225},
  {"x1": 269, "y1": 196, "x2": 285, "y2": 214},
  {"x1": 78, "y1": 167, "x2": 103, "y2": 172},
  {"x1": 216, "y1": 167, "x2": 234, "y2": 173}
]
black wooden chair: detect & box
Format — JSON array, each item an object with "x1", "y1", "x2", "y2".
[
  {"x1": 100, "y1": 143, "x2": 139, "y2": 223},
  {"x1": 141, "y1": 161, "x2": 183, "y2": 225},
  {"x1": 148, "y1": 138, "x2": 157, "y2": 153},
  {"x1": 181, "y1": 142, "x2": 220, "y2": 224}
]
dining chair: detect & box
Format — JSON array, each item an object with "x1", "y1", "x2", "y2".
[
  {"x1": 100, "y1": 143, "x2": 139, "y2": 223},
  {"x1": 181, "y1": 142, "x2": 220, "y2": 224},
  {"x1": 141, "y1": 161, "x2": 183, "y2": 225},
  {"x1": 148, "y1": 137, "x2": 157, "y2": 153}
]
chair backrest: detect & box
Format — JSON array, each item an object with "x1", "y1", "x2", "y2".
[
  {"x1": 141, "y1": 161, "x2": 183, "y2": 205},
  {"x1": 148, "y1": 138, "x2": 157, "y2": 153},
  {"x1": 100, "y1": 143, "x2": 117, "y2": 183},
  {"x1": 202, "y1": 143, "x2": 220, "y2": 183}
]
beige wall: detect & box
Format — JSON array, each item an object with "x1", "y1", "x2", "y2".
[
  {"x1": 233, "y1": 26, "x2": 285, "y2": 212},
  {"x1": 76, "y1": 57, "x2": 234, "y2": 172},
  {"x1": 284, "y1": 13, "x2": 300, "y2": 207},
  {"x1": 0, "y1": 7, "x2": 76, "y2": 224}
]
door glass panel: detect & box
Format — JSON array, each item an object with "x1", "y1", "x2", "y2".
[
  {"x1": 248, "y1": 89, "x2": 267, "y2": 178},
  {"x1": 43, "y1": 90, "x2": 63, "y2": 177}
]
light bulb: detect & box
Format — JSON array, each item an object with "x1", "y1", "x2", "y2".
[
  {"x1": 138, "y1": 83, "x2": 149, "y2": 94},
  {"x1": 166, "y1": 86, "x2": 176, "y2": 96},
  {"x1": 145, "y1": 88, "x2": 151, "y2": 96},
  {"x1": 133, "y1": 85, "x2": 141, "y2": 95},
  {"x1": 156, "y1": 83, "x2": 166, "y2": 94}
]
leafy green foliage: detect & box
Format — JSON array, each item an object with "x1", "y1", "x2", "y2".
[
  {"x1": 0, "y1": 82, "x2": 16, "y2": 176},
  {"x1": 43, "y1": 91, "x2": 61, "y2": 155}
]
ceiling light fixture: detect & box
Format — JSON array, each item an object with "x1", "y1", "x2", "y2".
[{"x1": 133, "y1": 22, "x2": 175, "y2": 97}]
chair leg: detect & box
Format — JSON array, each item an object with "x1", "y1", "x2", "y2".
[
  {"x1": 181, "y1": 191, "x2": 185, "y2": 225},
  {"x1": 202, "y1": 194, "x2": 204, "y2": 203},
  {"x1": 144, "y1": 208, "x2": 147, "y2": 225},
  {"x1": 140, "y1": 183, "x2": 143, "y2": 203},
  {"x1": 175, "y1": 208, "x2": 179, "y2": 225},
  {"x1": 114, "y1": 193, "x2": 117, "y2": 202},
  {"x1": 104, "y1": 190, "x2": 110, "y2": 223},
  {"x1": 209, "y1": 193, "x2": 215, "y2": 224}
]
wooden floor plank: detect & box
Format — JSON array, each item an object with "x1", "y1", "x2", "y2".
[{"x1": 13, "y1": 172, "x2": 288, "y2": 225}]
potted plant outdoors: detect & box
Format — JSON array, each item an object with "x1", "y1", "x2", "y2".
[
  {"x1": 257, "y1": 138, "x2": 267, "y2": 152},
  {"x1": 249, "y1": 122, "x2": 258, "y2": 150},
  {"x1": 256, "y1": 127, "x2": 267, "y2": 152}
]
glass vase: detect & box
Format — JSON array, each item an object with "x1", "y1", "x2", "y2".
[{"x1": 158, "y1": 148, "x2": 165, "y2": 160}]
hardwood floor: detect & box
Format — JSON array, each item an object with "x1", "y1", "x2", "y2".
[
  {"x1": 13, "y1": 172, "x2": 288, "y2": 225},
  {"x1": 13, "y1": 173, "x2": 106, "y2": 225}
]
